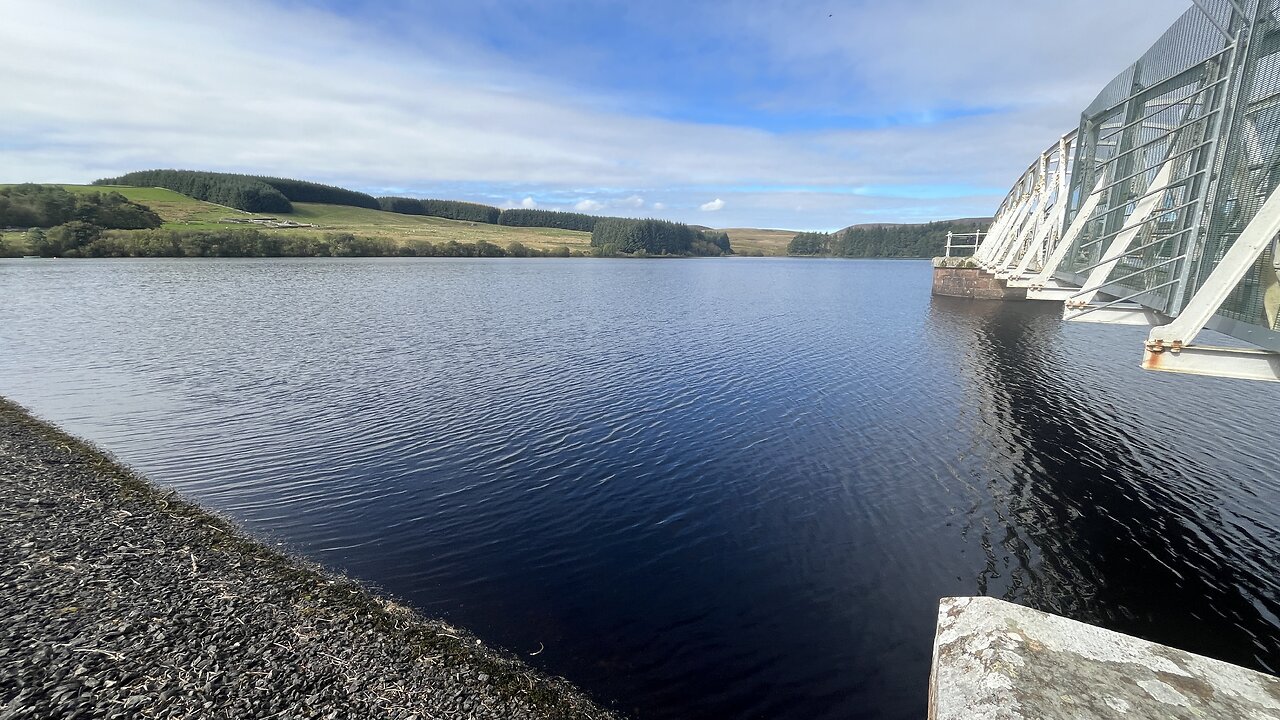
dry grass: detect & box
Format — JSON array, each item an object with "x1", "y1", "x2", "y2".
[
  {"x1": 285, "y1": 203, "x2": 592, "y2": 252},
  {"x1": 720, "y1": 228, "x2": 797, "y2": 256}
]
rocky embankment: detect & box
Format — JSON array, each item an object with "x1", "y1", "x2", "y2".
[{"x1": 0, "y1": 398, "x2": 618, "y2": 720}]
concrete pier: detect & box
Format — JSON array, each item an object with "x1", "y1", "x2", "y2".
[
  {"x1": 931, "y1": 258, "x2": 1027, "y2": 301},
  {"x1": 928, "y1": 596, "x2": 1280, "y2": 719}
]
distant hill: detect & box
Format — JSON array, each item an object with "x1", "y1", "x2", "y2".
[
  {"x1": 2, "y1": 178, "x2": 992, "y2": 261},
  {"x1": 840, "y1": 217, "x2": 991, "y2": 232},
  {"x1": 0, "y1": 184, "x2": 595, "y2": 257}
]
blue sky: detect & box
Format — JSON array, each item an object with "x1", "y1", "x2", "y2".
[{"x1": 1, "y1": 0, "x2": 1188, "y2": 229}]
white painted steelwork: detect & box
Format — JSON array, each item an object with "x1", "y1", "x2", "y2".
[{"x1": 969, "y1": 0, "x2": 1280, "y2": 380}]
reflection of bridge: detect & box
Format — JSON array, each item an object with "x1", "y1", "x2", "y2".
[{"x1": 966, "y1": 0, "x2": 1280, "y2": 381}]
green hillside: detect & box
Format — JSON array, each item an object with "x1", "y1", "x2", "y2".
[{"x1": 1, "y1": 185, "x2": 593, "y2": 255}]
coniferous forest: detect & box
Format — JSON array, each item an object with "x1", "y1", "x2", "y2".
[
  {"x1": 378, "y1": 197, "x2": 502, "y2": 224},
  {"x1": 498, "y1": 209, "x2": 599, "y2": 232},
  {"x1": 94, "y1": 170, "x2": 383, "y2": 212},
  {"x1": 94, "y1": 171, "x2": 293, "y2": 213},
  {"x1": 590, "y1": 218, "x2": 732, "y2": 256},
  {"x1": 786, "y1": 220, "x2": 990, "y2": 258}
]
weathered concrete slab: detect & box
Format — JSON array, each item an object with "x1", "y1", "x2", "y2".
[{"x1": 929, "y1": 596, "x2": 1280, "y2": 719}]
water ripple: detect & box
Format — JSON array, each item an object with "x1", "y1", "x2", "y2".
[{"x1": 2, "y1": 257, "x2": 1279, "y2": 719}]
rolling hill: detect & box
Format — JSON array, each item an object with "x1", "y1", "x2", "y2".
[{"x1": 1, "y1": 185, "x2": 593, "y2": 255}]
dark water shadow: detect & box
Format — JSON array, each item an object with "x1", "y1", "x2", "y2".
[{"x1": 928, "y1": 296, "x2": 1280, "y2": 673}]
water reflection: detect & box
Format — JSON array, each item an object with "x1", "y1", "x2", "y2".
[
  {"x1": 931, "y1": 296, "x2": 1280, "y2": 672},
  {"x1": 0, "y1": 258, "x2": 1277, "y2": 720}
]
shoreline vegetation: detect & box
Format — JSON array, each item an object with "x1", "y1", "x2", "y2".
[
  {"x1": 0, "y1": 180, "x2": 730, "y2": 259},
  {"x1": 0, "y1": 173, "x2": 988, "y2": 259},
  {"x1": 0, "y1": 396, "x2": 620, "y2": 719}
]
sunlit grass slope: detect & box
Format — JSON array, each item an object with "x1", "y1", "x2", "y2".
[
  {"x1": 1, "y1": 185, "x2": 592, "y2": 253},
  {"x1": 286, "y1": 203, "x2": 592, "y2": 250},
  {"x1": 720, "y1": 228, "x2": 796, "y2": 256}
]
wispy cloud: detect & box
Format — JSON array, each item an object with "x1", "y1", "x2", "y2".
[
  {"x1": 699, "y1": 198, "x2": 725, "y2": 212},
  {"x1": 0, "y1": 0, "x2": 1188, "y2": 229}
]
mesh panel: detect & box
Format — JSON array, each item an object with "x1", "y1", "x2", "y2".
[
  {"x1": 1206, "y1": 2, "x2": 1280, "y2": 328},
  {"x1": 1047, "y1": 0, "x2": 1280, "y2": 340}
]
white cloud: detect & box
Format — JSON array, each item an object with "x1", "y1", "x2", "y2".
[
  {"x1": 574, "y1": 199, "x2": 605, "y2": 212},
  {"x1": 520, "y1": 196, "x2": 538, "y2": 208},
  {"x1": 0, "y1": 0, "x2": 1190, "y2": 228}
]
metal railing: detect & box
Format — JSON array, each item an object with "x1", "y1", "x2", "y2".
[{"x1": 944, "y1": 231, "x2": 983, "y2": 258}]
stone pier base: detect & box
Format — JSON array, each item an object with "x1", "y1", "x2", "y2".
[
  {"x1": 929, "y1": 597, "x2": 1280, "y2": 720},
  {"x1": 931, "y1": 258, "x2": 1026, "y2": 301}
]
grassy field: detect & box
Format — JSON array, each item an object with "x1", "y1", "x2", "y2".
[
  {"x1": 720, "y1": 228, "x2": 796, "y2": 256},
  {"x1": 0, "y1": 231, "x2": 26, "y2": 254},
  {"x1": 1, "y1": 185, "x2": 593, "y2": 253},
  {"x1": 285, "y1": 203, "x2": 592, "y2": 251}
]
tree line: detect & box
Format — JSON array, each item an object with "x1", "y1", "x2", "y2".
[
  {"x1": 498, "y1": 208, "x2": 599, "y2": 232},
  {"x1": 787, "y1": 220, "x2": 990, "y2": 258},
  {"x1": 377, "y1": 199, "x2": 654, "y2": 235},
  {"x1": 11, "y1": 226, "x2": 582, "y2": 259},
  {"x1": 95, "y1": 170, "x2": 383, "y2": 213},
  {"x1": 253, "y1": 175, "x2": 380, "y2": 209},
  {"x1": 377, "y1": 197, "x2": 501, "y2": 223},
  {"x1": 0, "y1": 185, "x2": 162, "y2": 230},
  {"x1": 94, "y1": 171, "x2": 293, "y2": 213},
  {"x1": 590, "y1": 218, "x2": 732, "y2": 256}
]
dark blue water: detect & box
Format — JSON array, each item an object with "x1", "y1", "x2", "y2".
[{"x1": 2, "y1": 257, "x2": 1278, "y2": 719}]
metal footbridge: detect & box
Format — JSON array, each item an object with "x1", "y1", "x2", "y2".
[{"x1": 970, "y1": 0, "x2": 1280, "y2": 381}]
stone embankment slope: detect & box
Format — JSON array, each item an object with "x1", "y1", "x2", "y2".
[{"x1": 0, "y1": 398, "x2": 618, "y2": 720}]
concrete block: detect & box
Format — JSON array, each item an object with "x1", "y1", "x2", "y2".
[
  {"x1": 931, "y1": 267, "x2": 1027, "y2": 300},
  {"x1": 929, "y1": 596, "x2": 1280, "y2": 719}
]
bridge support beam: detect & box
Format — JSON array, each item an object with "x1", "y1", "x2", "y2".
[
  {"x1": 1066, "y1": 303, "x2": 1170, "y2": 326},
  {"x1": 1142, "y1": 343, "x2": 1280, "y2": 382}
]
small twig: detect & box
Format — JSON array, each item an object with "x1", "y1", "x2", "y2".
[
  {"x1": 72, "y1": 647, "x2": 124, "y2": 661},
  {"x1": 529, "y1": 642, "x2": 544, "y2": 656}
]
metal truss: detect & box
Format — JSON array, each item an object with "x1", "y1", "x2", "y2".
[
  {"x1": 975, "y1": 132, "x2": 1076, "y2": 282},
  {"x1": 967, "y1": 0, "x2": 1280, "y2": 381}
]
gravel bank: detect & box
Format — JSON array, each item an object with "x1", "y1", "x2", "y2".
[{"x1": 0, "y1": 398, "x2": 620, "y2": 720}]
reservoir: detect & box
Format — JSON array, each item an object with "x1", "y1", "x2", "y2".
[{"x1": 2, "y1": 256, "x2": 1278, "y2": 719}]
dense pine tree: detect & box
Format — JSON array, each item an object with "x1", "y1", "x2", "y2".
[
  {"x1": 591, "y1": 218, "x2": 731, "y2": 256},
  {"x1": 787, "y1": 221, "x2": 990, "y2": 258}
]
